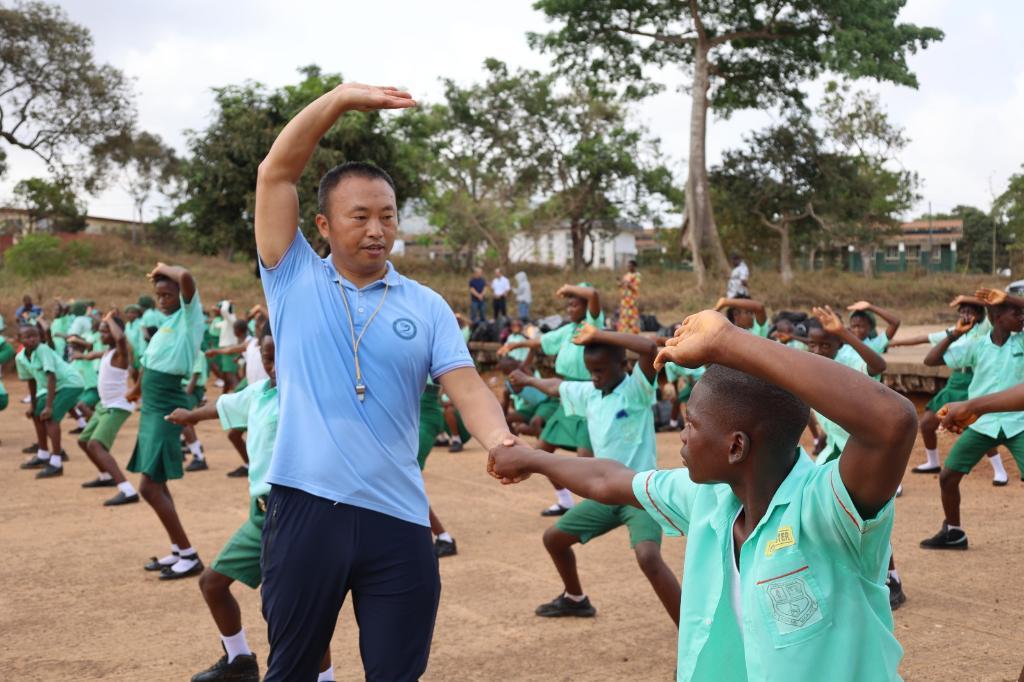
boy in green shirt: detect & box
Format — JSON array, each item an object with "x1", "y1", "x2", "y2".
[
  {"x1": 499, "y1": 283, "x2": 603, "y2": 515},
  {"x1": 16, "y1": 321, "x2": 85, "y2": 478},
  {"x1": 125, "y1": 263, "x2": 206, "y2": 580},
  {"x1": 845, "y1": 300, "x2": 901, "y2": 355},
  {"x1": 920, "y1": 287, "x2": 1024, "y2": 550},
  {"x1": 489, "y1": 309, "x2": 917, "y2": 682},
  {"x1": 508, "y1": 324, "x2": 680, "y2": 623},
  {"x1": 715, "y1": 295, "x2": 769, "y2": 337}
]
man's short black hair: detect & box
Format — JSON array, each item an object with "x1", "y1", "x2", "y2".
[
  {"x1": 700, "y1": 364, "x2": 810, "y2": 453},
  {"x1": 318, "y1": 161, "x2": 397, "y2": 215},
  {"x1": 583, "y1": 342, "x2": 625, "y2": 363}
]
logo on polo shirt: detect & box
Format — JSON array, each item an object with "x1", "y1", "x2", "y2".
[
  {"x1": 765, "y1": 526, "x2": 795, "y2": 556},
  {"x1": 766, "y1": 578, "x2": 819, "y2": 628},
  {"x1": 393, "y1": 318, "x2": 417, "y2": 340}
]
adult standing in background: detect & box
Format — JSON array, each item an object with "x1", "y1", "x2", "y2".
[
  {"x1": 616, "y1": 260, "x2": 641, "y2": 334},
  {"x1": 468, "y1": 267, "x2": 487, "y2": 325},
  {"x1": 491, "y1": 268, "x2": 510, "y2": 320},
  {"x1": 16, "y1": 295, "x2": 43, "y2": 324},
  {"x1": 255, "y1": 81, "x2": 515, "y2": 681},
  {"x1": 514, "y1": 271, "x2": 532, "y2": 322},
  {"x1": 726, "y1": 253, "x2": 750, "y2": 298}
]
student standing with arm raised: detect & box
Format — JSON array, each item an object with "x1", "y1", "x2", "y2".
[{"x1": 255, "y1": 82, "x2": 515, "y2": 682}]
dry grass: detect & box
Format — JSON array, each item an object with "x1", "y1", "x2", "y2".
[{"x1": 0, "y1": 234, "x2": 1006, "y2": 327}]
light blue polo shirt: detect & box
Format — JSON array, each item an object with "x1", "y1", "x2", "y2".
[{"x1": 260, "y1": 231, "x2": 474, "y2": 527}]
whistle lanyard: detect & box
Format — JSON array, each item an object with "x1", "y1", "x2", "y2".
[{"x1": 337, "y1": 280, "x2": 390, "y2": 402}]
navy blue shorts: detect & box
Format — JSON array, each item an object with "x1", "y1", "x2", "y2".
[{"x1": 260, "y1": 486, "x2": 440, "y2": 681}]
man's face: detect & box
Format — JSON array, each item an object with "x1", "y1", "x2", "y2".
[
  {"x1": 993, "y1": 305, "x2": 1024, "y2": 334},
  {"x1": 806, "y1": 328, "x2": 841, "y2": 359},
  {"x1": 154, "y1": 279, "x2": 181, "y2": 314},
  {"x1": 317, "y1": 176, "x2": 396, "y2": 277},
  {"x1": 261, "y1": 336, "x2": 276, "y2": 382},
  {"x1": 19, "y1": 326, "x2": 41, "y2": 351},
  {"x1": 494, "y1": 269, "x2": 502, "y2": 278},
  {"x1": 848, "y1": 316, "x2": 872, "y2": 340},
  {"x1": 584, "y1": 351, "x2": 625, "y2": 393}
]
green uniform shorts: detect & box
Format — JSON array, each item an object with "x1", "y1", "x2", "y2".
[
  {"x1": 212, "y1": 498, "x2": 265, "y2": 589},
  {"x1": 34, "y1": 387, "x2": 83, "y2": 421},
  {"x1": 0, "y1": 393, "x2": 8, "y2": 411},
  {"x1": 79, "y1": 404, "x2": 132, "y2": 450},
  {"x1": 556, "y1": 499, "x2": 662, "y2": 548},
  {"x1": 78, "y1": 387, "x2": 100, "y2": 408},
  {"x1": 945, "y1": 428, "x2": 1024, "y2": 478}
]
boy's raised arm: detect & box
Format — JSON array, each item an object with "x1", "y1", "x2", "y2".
[
  {"x1": 814, "y1": 306, "x2": 887, "y2": 376},
  {"x1": 656, "y1": 311, "x2": 917, "y2": 519},
  {"x1": 255, "y1": 83, "x2": 415, "y2": 267}
]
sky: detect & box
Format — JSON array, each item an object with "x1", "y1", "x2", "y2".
[{"x1": 2, "y1": 0, "x2": 1022, "y2": 222}]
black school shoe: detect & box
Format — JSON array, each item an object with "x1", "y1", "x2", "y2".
[
  {"x1": 82, "y1": 477, "x2": 117, "y2": 488},
  {"x1": 191, "y1": 650, "x2": 259, "y2": 682},
  {"x1": 185, "y1": 456, "x2": 209, "y2": 472},
  {"x1": 541, "y1": 504, "x2": 571, "y2": 517},
  {"x1": 920, "y1": 523, "x2": 969, "y2": 550},
  {"x1": 36, "y1": 464, "x2": 64, "y2": 479},
  {"x1": 226, "y1": 465, "x2": 249, "y2": 478},
  {"x1": 20, "y1": 456, "x2": 48, "y2": 469},
  {"x1": 144, "y1": 552, "x2": 178, "y2": 571},
  {"x1": 435, "y1": 538, "x2": 458, "y2": 558},
  {"x1": 159, "y1": 556, "x2": 204, "y2": 580},
  {"x1": 535, "y1": 593, "x2": 597, "y2": 618},
  {"x1": 69, "y1": 426, "x2": 85, "y2": 435},
  {"x1": 104, "y1": 491, "x2": 139, "y2": 506},
  {"x1": 911, "y1": 464, "x2": 941, "y2": 474},
  {"x1": 21, "y1": 443, "x2": 39, "y2": 454},
  {"x1": 887, "y1": 577, "x2": 907, "y2": 610}
]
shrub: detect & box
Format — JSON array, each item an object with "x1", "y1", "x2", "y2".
[{"x1": 4, "y1": 233, "x2": 66, "y2": 278}]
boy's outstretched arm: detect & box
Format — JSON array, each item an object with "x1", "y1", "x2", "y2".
[
  {"x1": 656, "y1": 311, "x2": 917, "y2": 519},
  {"x1": 255, "y1": 83, "x2": 415, "y2": 267},
  {"x1": 814, "y1": 306, "x2": 887, "y2": 376},
  {"x1": 508, "y1": 369, "x2": 563, "y2": 398},
  {"x1": 938, "y1": 384, "x2": 1024, "y2": 434},
  {"x1": 165, "y1": 402, "x2": 220, "y2": 426},
  {"x1": 572, "y1": 324, "x2": 658, "y2": 382},
  {"x1": 488, "y1": 442, "x2": 640, "y2": 507}
]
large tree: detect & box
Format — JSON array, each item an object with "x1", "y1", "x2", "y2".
[
  {"x1": 0, "y1": 0, "x2": 135, "y2": 183},
  {"x1": 12, "y1": 175, "x2": 86, "y2": 232},
  {"x1": 993, "y1": 167, "x2": 1024, "y2": 274},
  {"x1": 530, "y1": 0, "x2": 942, "y2": 287}
]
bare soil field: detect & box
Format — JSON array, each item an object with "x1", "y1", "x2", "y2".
[{"x1": 1, "y1": 373, "x2": 1022, "y2": 681}]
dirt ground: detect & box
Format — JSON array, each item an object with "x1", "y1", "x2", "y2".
[{"x1": 1, "y1": 373, "x2": 1022, "y2": 682}]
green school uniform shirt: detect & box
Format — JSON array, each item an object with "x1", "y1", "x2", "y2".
[
  {"x1": 216, "y1": 378, "x2": 278, "y2": 498},
  {"x1": 863, "y1": 332, "x2": 889, "y2": 354},
  {"x1": 50, "y1": 314, "x2": 72, "y2": 356},
  {"x1": 926, "y1": 318, "x2": 992, "y2": 347},
  {"x1": 943, "y1": 331, "x2": 1024, "y2": 438},
  {"x1": 506, "y1": 333, "x2": 532, "y2": 363},
  {"x1": 16, "y1": 344, "x2": 85, "y2": 393},
  {"x1": 125, "y1": 319, "x2": 147, "y2": 360},
  {"x1": 142, "y1": 294, "x2": 205, "y2": 377},
  {"x1": 540, "y1": 311, "x2": 605, "y2": 380},
  {"x1": 182, "y1": 349, "x2": 209, "y2": 388},
  {"x1": 749, "y1": 318, "x2": 770, "y2": 338},
  {"x1": 634, "y1": 453, "x2": 900, "y2": 682},
  {"x1": 0, "y1": 339, "x2": 15, "y2": 366},
  {"x1": 814, "y1": 348, "x2": 869, "y2": 458},
  {"x1": 786, "y1": 339, "x2": 809, "y2": 352},
  {"x1": 559, "y1": 363, "x2": 657, "y2": 471},
  {"x1": 665, "y1": 362, "x2": 705, "y2": 385},
  {"x1": 69, "y1": 315, "x2": 93, "y2": 338},
  {"x1": 141, "y1": 308, "x2": 169, "y2": 329},
  {"x1": 72, "y1": 356, "x2": 98, "y2": 389}
]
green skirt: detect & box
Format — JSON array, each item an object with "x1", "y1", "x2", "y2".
[
  {"x1": 128, "y1": 369, "x2": 189, "y2": 483},
  {"x1": 540, "y1": 401, "x2": 592, "y2": 452},
  {"x1": 926, "y1": 369, "x2": 973, "y2": 413}
]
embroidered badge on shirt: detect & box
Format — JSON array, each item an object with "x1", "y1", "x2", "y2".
[
  {"x1": 766, "y1": 577, "x2": 821, "y2": 631},
  {"x1": 765, "y1": 526, "x2": 795, "y2": 556}
]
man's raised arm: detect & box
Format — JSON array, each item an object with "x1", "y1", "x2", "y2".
[{"x1": 255, "y1": 84, "x2": 416, "y2": 267}]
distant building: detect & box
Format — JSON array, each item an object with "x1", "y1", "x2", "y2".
[
  {"x1": 509, "y1": 226, "x2": 638, "y2": 270},
  {"x1": 848, "y1": 218, "x2": 962, "y2": 273},
  {"x1": 0, "y1": 206, "x2": 146, "y2": 236}
]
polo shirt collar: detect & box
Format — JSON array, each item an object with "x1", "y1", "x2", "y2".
[
  {"x1": 324, "y1": 257, "x2": 403, "y2": 289},
  {"x1": 710, "y1": 449, "x2": 814, "y2": 537}
]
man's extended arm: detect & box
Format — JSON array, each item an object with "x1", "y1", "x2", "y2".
[
  {"x1": 255, "y1": 84, "x2": 415, "y2": 267},
  {"x1": 439, "y1": 367, "x2": 514, "y2": 451}
]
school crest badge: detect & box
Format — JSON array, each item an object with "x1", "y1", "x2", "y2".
[{"x1": 766, "y1": 577, "x2": 819, "y2": 629}]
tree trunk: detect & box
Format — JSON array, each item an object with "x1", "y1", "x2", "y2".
[
  {"x1": 779, "y1": 224, "x2": 794, "y2": 285},
  {"x1": 571, "y1": 222, "x2": 586, "y2": 271},
  {"x1": 860, "y1": 245, "x2": 876, "y2": 278},
  {"x1": 682, "y1": 43, "x2": 730, "y2": 289}
]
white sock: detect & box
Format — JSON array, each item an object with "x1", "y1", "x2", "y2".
[
  {"x1": 37, "y1": 449, "x2": 50, "y2": 460},
  {"x1": 564, "y1": 592, "x2": 586, "y2": 602},
  {"x1": 437, "y1": 532, "x2": 453, "y2": 543},
  {"x1": 946, "y1": 524, "x2": 964, "y2": 532},
  {"x1": 888, "y1": 569, "x2": 900, "y2": 583},
  {"x1": 555, "y1": 488, "x2": 574, "y2": 509},
  {"x1": 169, "y1": 547, "x2": 199, "y2": 574},
  {"x1": 923, "y1": 448, "x2": 940, "y2": 467},
  {"x1": 157, "y1": 545, "x2": 180, "y2": 565},
  {"x1": 98, "y1": 472, "x2": 113, "y2": 481},
  {"x1": 450, "y1": 435, "x2": 462, "y2": 445},
  {"x1": 220, "y1": 628, "x2": 252, "y2": 663},
  {"x1": 668, "y1": 419, "x2": 679, "y2": 428},
  {"x1": 988, "y1": 453, "x2": 1008, "y2": 480},
  {"x1": 77, "y1": 416, "x2": 88, "y2": 428},
  {"x1": 188, "y1": 441, "x2": 203, "y2": 458},
  {"x1": 317, "y1": 667, "x2": 336, "y2": 682},
  {"x1": 48, "y1": 454, "x2": 63, "y2": 468},
  {"x1": 117, "y1": 481, "x2": 137, "y2": 496}
]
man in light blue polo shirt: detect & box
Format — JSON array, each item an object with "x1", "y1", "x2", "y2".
[
  {"x1": 488, "y1": 310, "x2": 917, "y2": 681},
  {"x1": 254, "y1": 81, "x2": 514, "y2": 682}
]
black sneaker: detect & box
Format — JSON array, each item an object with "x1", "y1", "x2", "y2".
[
  {"x1": 448, "y1": 440, "x2": 464, "y2": 453},
  {"x1": 993, "y1": 476, "x2": 1009, "y2": 487},
  {"x1": 535, "y1": 593, "x2": 596, "y2": 618},
  {"x1": 191, "y1": 651, "x2": 259, "y2": 682},
  {"x1": 541, "y1": 504, "x2": 571, "y2": 517},
  {"x1": 104, "y1": 491, "x2": 140, "y2": 506},
  {"x1": 82, "y1": 477, "x2": 117, "y2": 488},
  {"x1": 887, "y1": 577, "x2": 906, "y2": 610},
  {"x1": 911, "y1": 464, "x2": 940, "y2": 474},
  {"x1": 69, "y1": 426, "x2": 85, "y2": 435},
  {"x1": 20, "y1": 456, "x2": 49, "y2": 469},
  {"x1": 36, "y1": 464, "x2": 64, "y2": 479},
  {"x1": 21, "y1": 443, "x2": 39, "y2": 454},
  {"x1": 920, "y1": 523, "x2": 968, "y2": 550},
  {"x1": 226, "y1": 465, "x2": 249, "y2": 478},
  {"x1": 186, "y1": 457, "x2": 209, "y2": 472},
  {"x1": 435, "y1": 538, "x2": 457, "y2": 558}
]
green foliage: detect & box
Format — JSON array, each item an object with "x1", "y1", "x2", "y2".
[
  {"x1": 4, "y1": 233, "x2": 66, "y2": 278},
  {"x1": 177, "y1": 65, "x2": 428, "y2": 259},
  {"x1": 0, "y1": 0, "x2": 135, "y2": 185},
  {"x1": 12, "y1": 176, "x2": 87, "y2": 232}
]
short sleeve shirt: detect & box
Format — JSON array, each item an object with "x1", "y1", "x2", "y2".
[
  {"x1": 943, "y1": 332, "x2": 1024, "y2": 438},
  {"x1": 927, "y1": 318, "x2": 992, "y2": 348},
  {"x1": 16, "y1": 344, "x2": 85, "y2": 393},
  {"x1": 539, "y1": 311, "x2": 606, "y2": 381},
  {"x1": 505, "y1": 333, "x2": 532, "y2": 363},
  {"x1": 863, "y1": 332, "x2": 890, "y2": 354},
  {"x1": 815, "y1": 348, "x2": 869, "y2": 457},
  {"x1": 633, "y1": 454, "x2": 901, "y2": 681},
  {"x1": 141, "y1": 308, "x2": 168, "y2": 329},
  {"x1": 749, "y1": 318, "x2": 770, "y2": 338},
  {"x1": 665, "y1": 362, "x2": 705, "y2": 385},
  {"x1": 142, "y1": 294, "x2": 205, "y2": 377},
  {"x1": 217, "y1": 378, "x2": 278, "y2": 498},
  {"x1": 259, "y1": 231, "x2": 474, "y2": 527},
  {"x1": 559, "y1": 363, "x2": 657, "y2": 471},
  {"x1": 183, "y1": 349, "x2": 209, "y2": 388},
  {"x1": 72, "y1": 357, "x2": 98, "y2": 390},
  {"x1": 69, "y1": 315, "x2": 93, "y2": 337}
]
